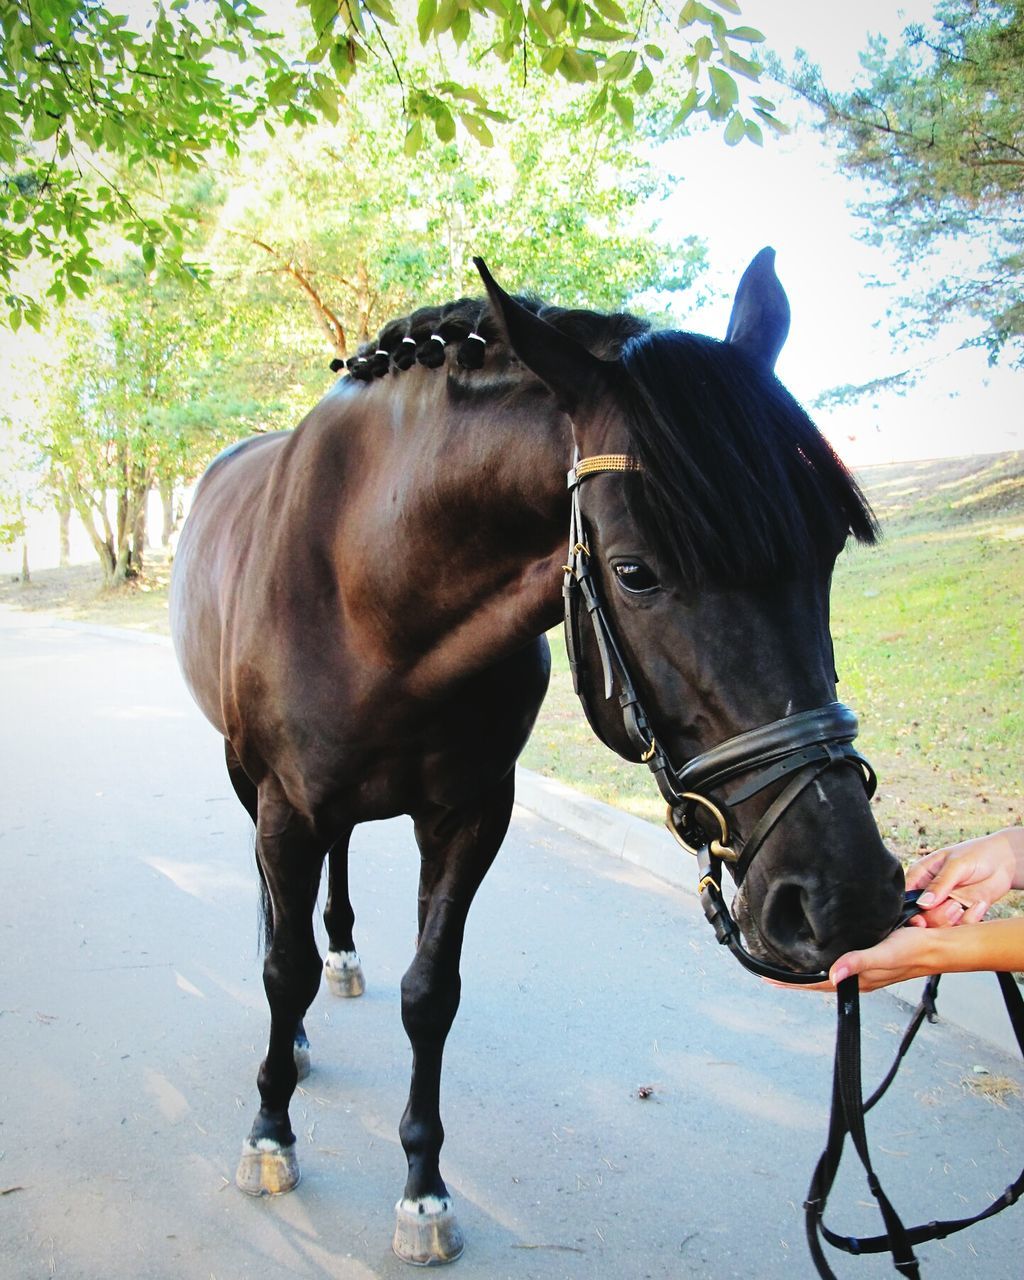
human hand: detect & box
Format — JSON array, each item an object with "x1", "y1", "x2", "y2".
[
  {"x1": 767, "y1": 926, "x2": 941, "y2": 994},
  {"x1": 905, "y1": 830, "x2": 1019, "y2": 927}
]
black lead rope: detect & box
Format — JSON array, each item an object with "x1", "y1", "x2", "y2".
[{"x1": 806, "y1": 969, "x2": 1024, "y2": 1277}]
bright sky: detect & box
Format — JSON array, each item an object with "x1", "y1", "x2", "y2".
[{"x1": 659, "y1": 0, "x2": 1022, "y2": 466}]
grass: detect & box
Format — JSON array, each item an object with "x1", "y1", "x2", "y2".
[{"x1": 4, "y1": 452, "x2": 1022, "y2": 873}]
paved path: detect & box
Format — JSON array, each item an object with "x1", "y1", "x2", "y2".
[{"x1": 1, "y1": 608, "x2": 1022, "y2": 1279}]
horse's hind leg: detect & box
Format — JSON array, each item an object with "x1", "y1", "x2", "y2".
[
  {"x1": 225, "y1": 741, "x2": 313, "y2": 1079},
  {"x1": 323, "y1": 831, "x2": 365, "y2": 997},
  {"x1": 235, "y1": 777, "x2": 325, "y2": 1198},
  {"x1": 392, "y1": 774, "x2": 514, "y2": 1265}
]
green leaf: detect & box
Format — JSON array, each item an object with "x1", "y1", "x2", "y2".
[
  {"x1": 728, "y1": 25, "x2": 765, "y2": 42},
  {"x1": 723, "y1": 109, "x2": 745, "y2": 145},
  {"x1": 452, "y1": 7, "x2": 470, "y2": 44},
  {"x1": 722, "y1": 49, "x2": 761, "y2": 80},
  {"x1": 678, "y1": 0, "x2": 698, "y2": 25},
  {"x1": 753, "y1": 106, "x2": 788, "y2": 134},
  {"x1": 644, "y1": 44, "x2": 664, "y2": 61},
  {"x1": 33, "y1": 112, "x2": 61, "y2": 142},
  {"x1": 311, "y1": 84, "x2": 339, "y2": 123},
  {"x1": 591, "y1": 0, "x2": 628, "y2": 23},
  {"x1": 541, "y1": 46, "x2": 564, "y2": 73},
  {"x1": 744, "y1": 118, "x2": 763, "y2": 145},
  {"x1": 585, "y1": 20, "x2": 631, "y2": 41},
  {"x1": 668, "y1": 87, "x2": 699, "y2": 131},
  {"x1": 632, "y1": 65, "x2": 653, "y2": 95},
  {"x1": 708, "y1": 65, "x2": 738, "y2": 108},
  {"x1": 693, "y1": 36, "x2": 712, "y2": 61},
  {"x1": 601, "y1": 49, "x2": 636, "y2": 80},
  {"x1": 417, "y1": 0, "x2": 437, "y2": 42},
  {"x1": 460, "y1": 112, "x2": 494, "y2": 146},
  {"x1": 434, "y1": 106, "x2": 456, "y2": 142},
  {"x1": 435, "y1": 0, "x2": 458, "y2": 34},
  {"x1": 706, "y1": 0, "x2": 740, "y2": 12},
  {"x1": 404, "y1": 119, "x2": 423, "y2": 156},
  {"x1": 611, "y1": 90, "x2": 634, "y2": 130},
  {"x1": 364, "y1": 0, "x2": 397, "y2": 24}
]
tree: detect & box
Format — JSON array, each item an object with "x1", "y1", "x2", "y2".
[
  {"x1": 214, "y1": 69, "x2": 704, "y2": 359},
  {"x1": 2, "y1": 0, "x2": 782, "y2": 326},
  {"x1": 38, "y1": 265, "x2": 273, "y2": 584},
  {"x1": 790, "y1": 1, "x2": 1024, "y2": 368}
]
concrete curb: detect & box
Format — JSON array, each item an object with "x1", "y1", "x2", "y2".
[{"x1": 515, "y1": 765, "x2": 1022, "y2": 1061}]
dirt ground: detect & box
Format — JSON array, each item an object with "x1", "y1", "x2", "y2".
[{"x1": 0, "y1": 550, "x2": 173, "y2": 633}]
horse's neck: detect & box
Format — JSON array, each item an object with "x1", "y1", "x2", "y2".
[{"x1": 337, "y1": 375, "x2": 572, "y2": 688}]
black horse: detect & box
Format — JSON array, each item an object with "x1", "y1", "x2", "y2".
[{"x1": 170, "y1": 249, "x2": 903, "y2": 1264}]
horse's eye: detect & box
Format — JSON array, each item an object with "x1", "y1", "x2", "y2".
[{"x1": 612, "y1": 560, "x2": 660, "y2": 594}]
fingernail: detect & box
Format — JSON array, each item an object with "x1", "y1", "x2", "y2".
[
  {"x1": 945, "y1": 902, "x2": 964, "y2": 923},
  {"x1": 831, "y1": 965, "x2": 849, "y2": 984},
  {"x1": 917, "y1": 891, "x2": 936, "y2": 907}
]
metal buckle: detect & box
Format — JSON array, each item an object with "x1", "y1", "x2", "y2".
[{"x1": 665, "y1": 792, "x2": 738, "y2": 863}]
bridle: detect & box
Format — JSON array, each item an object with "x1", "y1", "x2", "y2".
[
  {"x1": 563, "y1": 452, "x2": 878, "y2": 985},
  {"x1": 562, "y1": 452, "x2": 1024, "y2": 1276}
]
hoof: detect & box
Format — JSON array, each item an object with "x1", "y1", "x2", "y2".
[
  {"x1": 324, "y1": 950, "x2": 365, "y2": 998},
  {"x1": 393, "y1": 1196, "x2": 464, "y2": 1266},
  {"x1": 235, "y1": 1140, "x2": 300, "y2": 1197},
  {"x1": 293, "y1": 1039, "x2": 311, "y2": 1081}
]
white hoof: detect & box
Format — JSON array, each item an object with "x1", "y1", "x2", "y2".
[
  {"x1": 393, "y1": 1195, "x2": 464, "y2": 1266},
  {"x1": 235, "y1": 1139, "x2": 300, "y2": 1196},
  {"x1": 324, "y1": 949, "x2": 365, "y2": 998}
]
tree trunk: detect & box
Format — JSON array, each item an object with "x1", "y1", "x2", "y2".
[
  {"x1": 159, "y1": 481, "x2": 175, "y2": 547},
  {"x1": 131, "y1": 492, "x2": 148, "y2": 577},
  {"x1": 58, "y1": 500, "x2": 71, "y2": 567},
  {"x1": 112, "y1": 536, "x2": 132, "y2": 583},
  {"x1": 67, "y1": 485, "x2": 117, "y2": 583},
  {"x1": 20, "y1": 537, "x2": 30, "y2": 584}
]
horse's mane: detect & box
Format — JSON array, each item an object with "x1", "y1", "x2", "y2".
[
  {"x1": 343, "y1": 296, "x2": 876, "y2": 587},
  {"x1": 341, "y1": 295, "x2": 648, "y2": 379}
]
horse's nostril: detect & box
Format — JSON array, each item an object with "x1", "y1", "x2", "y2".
[{"x1": 764, "y1": 880, "x2": 816, "y2": 949}]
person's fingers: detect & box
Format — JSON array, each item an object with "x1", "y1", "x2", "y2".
[
  {"x1": 762, "y1": 977, "x2": 835, "y2": 992},
  {"x1": 904, "y1": 851, "x2": 949, "y2": 893},
  {"x1": 916, "y1": 900, "x2": 964, "y2": 928},
  {"x1": 962, "y1": 899, "x2": 989, "y2": 924},
  {"x1": 915, "y1": 858, "x2": 979, "y2": 908},
  {"x1": 829, "y1": 952, "x2": 862, "y2": 985}
]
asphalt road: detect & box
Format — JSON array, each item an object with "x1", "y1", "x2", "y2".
[{"x1": 1, "y1": 607, "x2": 1022, "y2": 1280}]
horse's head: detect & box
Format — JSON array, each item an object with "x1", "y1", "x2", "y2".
[{"x1": 478, "y1": 251, "x2": 904, "y2": 977}]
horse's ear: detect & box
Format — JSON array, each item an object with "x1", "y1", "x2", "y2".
[
  {"x1": 473, "y1": 257, "x2": 613, "y2": 416},
  {"x1": 725, "y1": 246, "x2": 791, "y2": 371}
]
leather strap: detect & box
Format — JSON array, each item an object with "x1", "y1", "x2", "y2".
[{"x1": 806, "y1": 972, "x2": 1024, "y2": 1276}]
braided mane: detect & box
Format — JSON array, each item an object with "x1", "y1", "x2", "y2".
[{"x1": 336, "y1": 295, "x2": 649, "y2": 381}]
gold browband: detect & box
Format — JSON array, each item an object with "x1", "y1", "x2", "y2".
[{"x1": 574, "y1": 454, "x2": 642, "y2": 481}]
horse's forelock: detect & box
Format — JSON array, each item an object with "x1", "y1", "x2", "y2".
[{"x1": 619, "y1": 331, "x2": 877, "y2": 590}]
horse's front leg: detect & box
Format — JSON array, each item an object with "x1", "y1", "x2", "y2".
[
  {"x1": 323, "y1": 830, "x2": 366, "y2": 998},
  {"x1": 236, "y1": 779, "x2": 326, "y2": 1197},
  {"x1": 392, "y1": 774, "x2": 514, "y2": 1265}
]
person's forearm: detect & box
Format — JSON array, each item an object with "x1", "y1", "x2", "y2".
[{"x1": 926, "y1": 918, "x2": 1024, "y2": 974}]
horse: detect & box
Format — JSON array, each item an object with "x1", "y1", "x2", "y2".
[{"x1": 169, "y1": 248, "x2": 904, "y2": 1265}]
